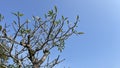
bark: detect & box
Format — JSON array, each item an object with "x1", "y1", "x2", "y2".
[
  {"x1": 32, "y1": 50, "x2": 49, "y2": 68},
  {"x1": 33, "y1": 64, "x2": 39, "y2": 68}
]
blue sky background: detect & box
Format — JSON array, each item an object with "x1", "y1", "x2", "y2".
[{"x1": 0, "y1": 0, "x2": 120, "y2": 68}]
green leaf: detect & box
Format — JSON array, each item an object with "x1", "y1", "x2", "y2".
[
  {"x1": 20, "y1": 28, "x2": 26, "y2": 34},
  {"x1": 12, "y1": 12, "x2": 24, "y2": 17},
  {"x1": 54, "y1": 6, "x2": 57, "y2": 12},
  {"x1": 58, "y1": 44, "x2": 64, "y2": 52},
  {"x1": 53, "y1": 21, "x2": 59, "y2": 25},
  {"x1": 19, "y1": 13, "x2": 24, "y2": 17},
  {"x1": 12, "y1": 12, "x2": 17, "y2": 16},
  {"x1": 48, "y1": 10, "x2": 53, "y2": 16},
  {"x1": 76, "y1": 15, "x2": 79, "y2": 20},
  {"x1": 64, "y1": 17, "x2": 68, "y2": 20},
  {"x1": 0, "y1": 25, "x2": 2, "y2": 31},
  {"x1": 25, "y1": 19, "x2": 31, "y2": 23},
  {"x1": 25, "y1": 29, "x2": 31, "y2": 33},
  {"x1": 57, "y1": 38, "x2": 65, "y2": 52},
  {"x1": 77, "y1": 32, "x2": 84, "y2": 34},
  {"x1": 0, "y1": 14, "x2": 4, "y2": 22},
  {"x1": 1, "y1": 54, "x2": 8, "y2": 60},
  {"x1": 58, "y1": 47, "x2": 62, "y2": 52},
  {"x1": 67, "y1": 20, "x2": 69, "y2": 24},
  {"x1": 50, "y1": 34, "x2": 54, "y2": 38},
  {"x1": 18, "y1": 12, "x2": 24, "y2": 16},
  {"x1": 72, "y1": 28, "x2": 74, "y2": 32},
  {"x1": 13, "y1": 20, "x2": 16, "y2": 24},
  {"x1": 62, "y1": 16, "x2": 64, "y2": 20}
]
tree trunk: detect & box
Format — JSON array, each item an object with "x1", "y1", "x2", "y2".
[{"x1": 33, "y1": 63, "x2": 39, "y2": 68}]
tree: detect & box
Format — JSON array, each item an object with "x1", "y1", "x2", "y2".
[{"x1": 0, "y1": 6, "x2": 83, "y2": 68}]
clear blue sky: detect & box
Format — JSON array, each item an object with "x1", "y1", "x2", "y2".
[{"x1": 0, "y1": 0, "x2": 120, "y2": 68}]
